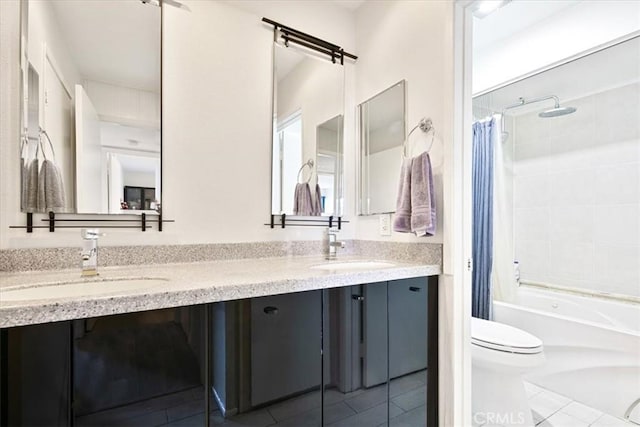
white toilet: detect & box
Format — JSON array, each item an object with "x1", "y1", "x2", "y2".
[{"x1": 472, "y1": 317, "x2": 545, "y2": 427}]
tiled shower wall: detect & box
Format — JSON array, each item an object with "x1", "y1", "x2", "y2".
[{"x1": 513, "y1": 82, "x2": 640, "y2": 297}]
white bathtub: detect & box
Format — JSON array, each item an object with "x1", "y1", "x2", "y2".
[{"x1": 494, "y1": 286, "x2": 640, "y2": 423}]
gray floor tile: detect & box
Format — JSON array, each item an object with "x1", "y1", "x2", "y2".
[
  {"x1": 391, "y1": 386, "x2": 426, "y2": 412},
  {"x1": 163, "y1": 412, "x2": 204, "y2": 427},
  {"x1": 266, "y1": 390, "x2": 322, "y2": 422},
  {"x1": 166, "y1": 400, "x2": 205, "y2": 422},
  {"x1": 404, "y1": 370, "x2": 427, "y2": 385},
  {"x1": 389, "y1": 375, "x2": 424, "y2": 398},
  {"x1": 222, "y1": 409, "x2": 276, "y2": 427},
  {"x1": 389, "y1": 404, "x2": 427, "y2": 427},
  {"x1": 268, "y1": 401, "x2": 356, "y2": 427},
  {"x1": 344, "y1": 384, "x2": 387, "y2": 413},
  {"x1": 328, "y1": 401, "x2": 403, "y2": 427}
]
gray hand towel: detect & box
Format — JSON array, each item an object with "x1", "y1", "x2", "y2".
[
  {"x1": 293, "y1": 183, "x2": 313, "y2": 216},
  {"x1": 37, "y1": 159, "x2": 66, "y2": 213},
  {"x1": 21, "y1": 157, "x2": 28, "y2": 211},
  {"x1": 312, "y1": 184, "x2": 323, "y2": 216},
  {"x1": 24, "y1": 158, "x2": 39, "y2": 212},
  {"x1": 393, "y1": 157, "x2": 412, "y2": 232},
  {"x1": 410, "y1": 151, "x2": 436, "y2": 236}
]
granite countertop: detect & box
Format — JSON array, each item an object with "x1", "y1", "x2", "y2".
[{"x1": 0, "y1": 255, "x2": 441, "y2": 328}]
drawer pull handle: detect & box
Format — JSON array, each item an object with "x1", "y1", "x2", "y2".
[
  {"x1": 409, "y1": 287, "x2": 421, "y2": 292},
  {"x1": 263, "y1": 306, "x2": 279, "y2": 315},
  {"x1": 352, "y1": 295, "x2": 364, "y2": 302}
]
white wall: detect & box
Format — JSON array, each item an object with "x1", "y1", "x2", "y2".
[
  {"x1": 352, "y1": 1, "x2": 451, "y2": 243},
  {"x1": 2, "y1": 0, "x2": 457, "y2": 249},
  {"x1": 28, "y1": 0, "x2": 81, "y2": 98},
  {"x1": 473, "y1": 0, "x2": 640, "y2": 94},
  {"x1": 513, "y1": 82, "x2": 640, "y2": 298},
  {"x1": 0, "y1": 0, "x2": 358, "y2": 248},
  {"x1": 123, "y1": 170, "x2": 155, "y2": 189}
]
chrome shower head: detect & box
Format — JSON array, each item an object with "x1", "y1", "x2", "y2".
[{"x1": 538, "y1": 106, "x2": 577, "y2": 118}]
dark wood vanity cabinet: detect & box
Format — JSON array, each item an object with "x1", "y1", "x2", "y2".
[{"x1": 0, "y1": 277, "x2": 437, "y2": 427}]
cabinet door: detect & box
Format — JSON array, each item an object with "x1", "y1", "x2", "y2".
[
  {"x1": 250, "y1": 290, "x2": 322, "y2": 407},
  {"x1": 323, "y1": 283, "x2": 390, "y2": 427},
  {"x1": 387, "y1": 277, "x2": 434, "y2": 427},
  {"x1": 389, "y1": 277, "x2": 428, "y2": 379}
]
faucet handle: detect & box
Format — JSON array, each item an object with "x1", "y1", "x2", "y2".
[{"x1": 82, "y1": 229, "x2": 105, "y2": 239}]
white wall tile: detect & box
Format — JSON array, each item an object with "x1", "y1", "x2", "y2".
[
  {"x1": 514, "y1": 174, "x2": 549, "y2": 208},
  {"x1": 515, "y1": 207, "x2": 549, "y2": 242},
  {"x1": 594, "y1": 245, "x2": 640, "y2": 297},
  {"x1": 514, "y1": 142, "x2": 549, "y2": 176},
  {"x1": 513, "y1": 84, "x2": 640, "y2": 297},
  {"x1": 595, "y1": 83, "x2": 640, "y2": 143},
  {"x1": 547, "y1": 169, "x2": 597, "y2": 207},
  {"x1": 547, "y1": 241, "x2": 595, "y2": 284},
  {"x1": 548, "y1": 206, "x2": 595, "y2": 244},
  {"x1": 595, "y1": 163, "x2": 640, "y2": 205},
  {"x1": 515, "y1": 239, "x2": 549, "y2": 283},
  {"x1": 594, "y1": 138, "x2": 640, "y2": 166},
  {"x1": 593, "y1": 204, "x2": 640, "y2": 247}
]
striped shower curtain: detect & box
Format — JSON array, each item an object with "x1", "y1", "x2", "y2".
[{"x1": 472, "y1": 118, "x2": 495, "y2": 320}]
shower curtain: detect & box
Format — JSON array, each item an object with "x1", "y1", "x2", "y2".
[
  {"x1": 492, "y1": 115, "x2": 516, "y2": 304},
  {"x1": 472, "y1": 118, "x2": 494, "y2": 320}
]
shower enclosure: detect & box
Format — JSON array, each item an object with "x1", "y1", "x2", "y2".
[{"x1": 472, "y1": 36, "x2": 640, "y2": 423}]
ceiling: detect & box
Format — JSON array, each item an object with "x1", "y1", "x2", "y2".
[
  {"x1": 331, "y1": 0, "x2": 366, "y2": 11},
  {"x1": 473, "y1": 36, "x2": 640, "y2": 115},
  {"x1": 473, "y1": 0, "x2": 578, "y2": 50},
  {"x1": 118, "y1": 154, "x2": 159, "y2": 174},
  {"x1": 49, "y1": 0, "x2": 160, "y2": 92}
]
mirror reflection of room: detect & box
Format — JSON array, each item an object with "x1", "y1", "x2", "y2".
[
  {"x1": 271, "y1": 43, "x2": 344, "y2": 217},
  {"x1": 22, "y1": 0, "x2": 161, "y2": 215},
  {"x1": 359, "y1": 81, "x2": 406, "y2": 215}
]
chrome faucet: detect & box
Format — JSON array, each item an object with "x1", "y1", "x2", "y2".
[
  {"x1": 325, "y1": 227, "x2": 345, "y2": 260},
  {"x1": 81, "y1": 229, "x2": 102, "y2": 276}
]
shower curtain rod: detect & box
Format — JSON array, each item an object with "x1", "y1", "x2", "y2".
[{"x1": 262, "y1": 17, "x2": 358, "y2": 64}]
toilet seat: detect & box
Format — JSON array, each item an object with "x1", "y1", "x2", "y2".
[{"x1": 472, "y1": 318, "x2": 543, "y2": 355}]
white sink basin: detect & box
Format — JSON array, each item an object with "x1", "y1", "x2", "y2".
[
  {"x1": 0, "y1": 277, "x2": 169, "y2": 303},
  {"x1": 310, "y1": 261, "x2": 396, "y2": 271}
]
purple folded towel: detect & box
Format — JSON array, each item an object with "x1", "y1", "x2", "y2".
[
  {"x1": 393, "y1": 157, "x2": 412, "y2": 232},
  {"x1": 410, "y1": 151, "x2": 436, "y2": 236}
]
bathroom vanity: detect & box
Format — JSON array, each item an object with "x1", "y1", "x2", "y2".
[{"x1": 0, "y1": 256, "x2": 440, "y2": 427}]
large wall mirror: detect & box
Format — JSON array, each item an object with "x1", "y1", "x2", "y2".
[
  {"x1": 20, "y1": 0, "x2": 161, "y2": 215},
  {"x1": 358, "y1": 81, "x2": 406, "y2": 215},
  {"x1": 271, "y1": 42, "x2": 344, "y2": 217}
]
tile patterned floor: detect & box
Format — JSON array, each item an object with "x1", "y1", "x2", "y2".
[
  {"x1": 78, "y1": 375, "x2": 635, "y2": 426},
  {"x1": 76, "y1": 371, "x2": 429, "y2": 426},
  {"x1": 524, "y1": 382, "x2": 636, "y2": 427}
]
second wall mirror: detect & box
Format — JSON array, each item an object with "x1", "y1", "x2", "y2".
[
  {"x1": 270, "y1": 39, "x2": 345, "y2": 218},
  {"x1": 358, "y1": 81, "x2": 406, "y2": 215}
]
